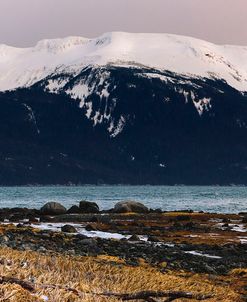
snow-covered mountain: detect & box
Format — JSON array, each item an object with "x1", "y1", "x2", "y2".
[
  {"x1": 0, "y1": 32, "x2": 247, "y2": 185},
  {"x1": 0, "y1": 32, "x2": 247, "y2": 92}
]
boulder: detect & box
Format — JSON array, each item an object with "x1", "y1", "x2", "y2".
[
  {"x1": 128, "y1": 234, "x2": 140, "y2": 241},
  {"x1": 40, "y1": 215, "x2": 54, "y2": 222},
  {"x1": 80, "y1": 238, "x2": 97, "y2": 246},
  {"x1": 147, "y1": 235, "x2": 160, "y2": 242},
  {"x1": 9, "y1": 213, "x2": 25, "y2": 222},
  {"x1": 16, "y1": 223, "x2": 24, "y2": 228},
  {"x1": 113, "y1": 201, "x2": 149, "y2": 213},
  {"x1": 28, "y1": 216, "x2": 39, "y2": 223},
  {"x1": 40, "y1": 202, "x2": 66, "y2": 215},
  {"x1": 222, "y1": 218, "x2": 230, "y2": 223},
  {"x1": 61, "y1": 224, "x2": 77, "y2": 233},
  {"x1": 79, "y1": 201, "x2": 99, "y2": 213},
  {"x1": 67, "y1": 205, "x2": 80, "y2": 214},
  {"x1": 85, "y1": 224, "x2": 97, "y2": 231},
  {"x1": 76, "y1": 233, "x2": 88, "y2": 240},
  {"x1": 89, "y1": 216, "x2": 100, "y2": 223}
]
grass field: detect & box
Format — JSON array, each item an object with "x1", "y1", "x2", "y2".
[{"x1": 0, "y1": 247, "x2": 245, "y2": 302}]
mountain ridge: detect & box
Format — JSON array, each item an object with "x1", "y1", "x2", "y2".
[
  {"x1": 0, "y1": 33, "x2": 247, "y2": 185},
  {"x1": 0, "y1": 32, "x2": 247, "y2": 92}
]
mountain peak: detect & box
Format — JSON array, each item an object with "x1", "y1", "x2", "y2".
[
  {"x1": 34, "y1": 36, "x2": 89, "y2": 53},
  {"x1": 0, "y1": 32, "x2": 247, "y2": 92}
]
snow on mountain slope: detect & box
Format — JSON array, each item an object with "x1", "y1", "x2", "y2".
[{"x1": 0, "y1": 32, "x2": 247, "y2": 92}]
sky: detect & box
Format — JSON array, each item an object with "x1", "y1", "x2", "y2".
[{"x1": 0, "y1": 0, "x2": 246, "y2": 47}]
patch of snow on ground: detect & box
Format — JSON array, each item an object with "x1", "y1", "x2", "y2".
[
  {"x1": 29, "y1": 222, "x2": 148, "y2": 241},
  {"x1": 99, "y1": 83, "x2": 110, "y2": 99},
  {"x1": 159, "y1": 163, "x2": 166, "y2": 168},
  {"x1": 110, "y1": 115, "x2": 126, "y2": 137},
  {"x1": 67, "y1": 83, "x2": 90, "y2": 102},
  {"x1": 230, "y1": 224, "x2": 247, "y2": 233},
  {"x1": 191, "y1": 92, "x2": 212, "y2": 115},
  {"x1": 140, "y1": 73, "x2": 169, "y2": 83},
  {"x1": 179, "y1": 89, "x2": 189, "y2": 103},
  {"x1": 184, "y1": 251, "x2": 222, "y2": 259},
  {"x1": 216, "y1": 223, "x2": 247, "y2": 232},
  {"x1": 238, "y1": 237, "x2": 247, "y2": 244},
  {"x1": 46, "y1": 79, "x2": 68, "y2": 93},
  {"x1": 85, "y1": 102, "x2": 93, "y2": 118},
  {"x1": 92, "y1": 111, "x2": 103, "y2": 126},
  {"x1": 22, "y1": 104, "x2": 40, "y2": 134}
]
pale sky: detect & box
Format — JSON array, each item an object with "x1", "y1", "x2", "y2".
[{"x1": 0, "y1": 0, "x2": 246, "y2": 47}]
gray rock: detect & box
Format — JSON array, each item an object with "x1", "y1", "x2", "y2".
[
  {"x1": 37, "y1": 246, "x2": 47, "y2": 253},
  {"x1": 76, "y1": 234, "x2": 88, "y2": 240},
  {"x1": 242, "y1": 215, "x2": 247, "y2": 223},
  {"x1": 61, "y1": 224, "x2": 77, "y2": 233},
  {"x1": 148, "y1": 235, "x2": 160, "y2": 242},
  {"x1": 85, "y1": 224, "x2": 97, "y2": 231},
  {"x1": 80, "y1": 238, "x2": 97, "y2": 246},
  {"x1": 66, "y1": 249, "x2": 76, "y2": 255},
  {"x1": 90, "y1": 216, "x2": 100, "y2": 223},
  {"x1": 40, "y1": 202, "x2": 66, "y2": 215},
  {"x1": 128, "y1": 234, "x2": 141, "y2": 241},
  {"x1": 2, "y1": 236, "x2": 9, "y2": 242},
  {"x1": 113, "y1": 201, "x2": 149, "y2": 213},
  {"x1": 79, "y1": 201, "x2": 99, "y2": 213},
  {"x1": 67, "y1": 205, "x2": 80, "y2": 214}
]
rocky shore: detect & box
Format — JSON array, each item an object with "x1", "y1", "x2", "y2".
[{"x1": 0, "y1": 200, "x2": 246, "y2": 301}]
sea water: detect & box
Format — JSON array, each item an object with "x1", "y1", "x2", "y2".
[{"x1": 0, "y1": 186, "x2": 246, "y2": 213}]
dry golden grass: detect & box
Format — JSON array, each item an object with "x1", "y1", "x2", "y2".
[{"x1": 0, "y1": 247, "x2": 243, "y2": 302}]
